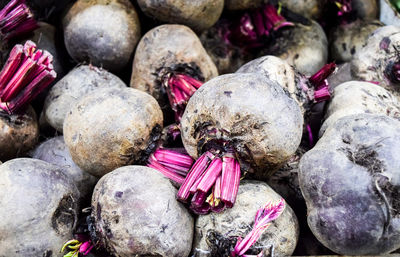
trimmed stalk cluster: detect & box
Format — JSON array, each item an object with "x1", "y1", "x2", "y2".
[
  {"x1": 147, "y1": 148, "x2": 194, "y2": 184},
  {"x1": 0, "y1": 0, "x2": 38, "y2": 42},
  {"x1": 221, "y1": 4, "x2": 293, "y2": 51},
  {"x1": 231, "y1": 198, "x2": 285, "y2": 257},
  {"x1": 177, "y1": 147, "x2": 241, "y2": 214},
  {"x1": 162, "y1": 72, "x2": 203, "y2": 123},
  {"x1": 0, "y1": 40, "x2": 56, "y2": 114}
]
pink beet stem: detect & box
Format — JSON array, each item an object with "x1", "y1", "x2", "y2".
[
  {"x1": 0, "y1": 0, "x2": 20, "y2": 20},
  {"x1": 233, "y1": 199, "x2": 286, "y2": 256},
  {"x1": 171, "y1": 84, "x2": 185, "y2": 106},
  {"x1": 252, "y1": 10, "x2": 266, "y2": 37},
  {"x1": 176, "y1": 74, "x2": 203, "y2": 89},
  {"x1": 196, "y1": 157, "x2": 223, "y2": 193},
  {"x1": 189, "y1": 169, "x2": 206, "y2": 193},
  {"x1": 172, "y1": 76, "x2": 196, "y2": 96},
  {"x1": 156, "y1": 162, "x2": 188, "y2": 177},
  {"x1": 158, "y1": 161, "x2": 190, "y2": 174},
  {"x1": 0, "y1": 57, "x2": 36, "y2": 101},
  {"x1": 314, "y1": 82, "x2": 331, "y2": 102},
  {"x1": 191, "y1": 190, "x2": 208, "y2": 208},
  {"x1": 177, "y1": 152, "x2": 214, "y2": 201},
  {"x1": 309, "y1": 62, "x2": 336, "y2": 87},
  {"x1": 0, "y1": 0, "x2": 38, "y2": 41},
  {"x1": 221, "y1": 158, "x2": 241, "y2": 208},
  {"x1": 154, "y1": 149, "x2": 193, "y2": 167},
  {"x1": 79, "y1": 241, "x2": 94, "y2": 255},
  {"x1": 263, "y1": 5, "x2": 293, "y2": 31},
  {"x1": 214, "y1": 175, "x2": 222, "y2": 200},
  {"x1": 5, "y1": 69, "x2": 55, "y2": 114},
  {"x1": 0, "y1": 44, "x2": 23, "y2": 91},
  {"x1": 148, "y1": 156, "x2": 185, "y2": 184}
]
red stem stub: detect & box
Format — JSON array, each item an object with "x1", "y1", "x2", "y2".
[
  {"x1": 177, "y1": 150, "x2": 241, "y2": 214},
  {"x1": 231, "y1": 198, "x2": 286, "y2": 257},
  {"x1": 61, "y1": 238, "x2": 94, "y2": 257},
  {"x1": 0, "y1": 0, "x2": 39, "y2": 42},
  {"x1": 147, "y1": 148, "x2": 194, "y2": 185},
  {"x1": 163, "y1": 73, "x2": 203, "y2": 123},
  {"x1": 0, "y1": 40, "x2": 56, "y2": 114},
  {"x1": 228, "y1": 4, "x2": 294, "y2": 50},
  {"x1": 308, "y1": 62, "x2": 337, "y2": 103}
]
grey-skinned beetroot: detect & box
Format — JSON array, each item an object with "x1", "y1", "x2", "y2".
[
  {"x1": 63, "y1": 87, "x2": 163, "y2": 177},
  {"x1": 136, "y1": 0, "x2": 223, "y2": 32},
  {"x1": 279, "y1": 0, "x2": 326, "y2": 19},
  {"x1": 264, "y1": 19, "x2": 328, "y2": 75},
  {"x1": 330, "y1": 19, "x2": 383, "y2": 63},
  {"x1": 178, "y1": 73, "x2": 303, "y2": 213},
  {"x1": 0, "y1": 158, "x2": 79, "y2": 257},
  {"x1": 63, "y1": 0, "x2": 141, "y2": 72},
  {"x1": 0, "y1": 106, "x2": 38, "y2": 161},
  {"x1": 192, "y1": 181, "x2": 299, "y2": 257},
  {"x1": 43, "y1": 65, "x2": 126, "y2": 133},
  {"x1": 200, "y1": 4, "x2": 294, "y2": 74},
  {"x1": 30, "y1": 136, "x2": 98, "y2": 201},
  {"x1": 91, "y1": 165, "x2": 194, "y2": 257},
  {"x1": 299, "y1": 114, "x2": 400, "y2": 254},
  {"x1": 130, "y1": 24, "x2": 218, "y2": 123},
  {"x1": 320, "y1": 81, "x2": 400, "y2": 136},
  {"x1": 351, "y1": 25, "x2": 400, "y2": 97},
  {"x1": 236, "y1": 55, "x2": 335, "y2": 114}
]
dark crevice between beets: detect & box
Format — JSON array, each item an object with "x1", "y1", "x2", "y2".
[{"x1": 137, "y1": 124, "x2": 163, "y2": 165}]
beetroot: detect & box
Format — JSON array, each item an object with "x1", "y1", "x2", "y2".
[
  {"x1": 63, "y1": 0, "x2": 141, "y2": 72},
  {"x1": 43, "y1": 65, "x2": 126, "y2": 133},
  {"x1": 63, "y1": 87, "x2": 163, "y2": 177},
  {"x1": 0, "y1": 106, "x2": 38, "y2": 161},
  {"x1": 136, "y1": 0, "x2": 224, "y2": 32},
  {"x1": 130, "y1": 24, "x2": 218, "y2": 123},
  {"x1": 193, "y1": 181, "x2": 299, "y2": 257},
  {"x1": 330, "y1": 20, "x2": 383, "y2": 63},
  {"x1": 178, "y1": 73, "x2": 302, "y2": 214},
  {"x1": 299, "y1": 114, "x2": 400, "y2": 254},
  {"x1": 0, "y1": 158, "x2": 79, "y2": 257},
  {"x1": 90, "y1": 165, "x2": 194, "y2": 256},
  {"x1": 30, "y1": 136, "x2": 98, "y2": 201},
  {"x1": 351, "y1": 25, "x2": 400, "y2": 97},
  {"x1": 320, "y1": 81, "x2": 400, "y2": 135}
]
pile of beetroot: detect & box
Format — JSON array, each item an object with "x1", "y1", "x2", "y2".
[{"x1": 1, "y1": 0, "x2": 400, "y2": 256}]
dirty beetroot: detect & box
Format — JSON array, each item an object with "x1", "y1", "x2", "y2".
[{"x1": 1, "y1": 0, "x2": 400, "y2": 257}]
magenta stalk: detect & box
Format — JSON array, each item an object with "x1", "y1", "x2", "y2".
[
  {"x1": 308, "y1": 62, "x2": 337, "y2": 103},
  {"x1": 228, "y1": 4, "x2": 293, "y2": 49},
  {"x1": 0, "y1": 0, "x2": 39, "y2": 42},
  {"x1": 231, "y1": 199, "x2": 285, "y2": 257},
  {"x1": 163, "y1": 73, "x2": 203, "y2": 123},
  {"x1": 147, "y1": 148, "x2": 194, "y2": 185},
  {"x1": 177, "y1": 150, "x2": 241, "y2": 214},
  {"x1": 0, "y1": 40, "x2": 56, "y2": 114}
]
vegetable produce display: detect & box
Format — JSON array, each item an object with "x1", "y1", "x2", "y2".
[{"x1": 1, "y1": 1, "x2": 400, "y2": 256}]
